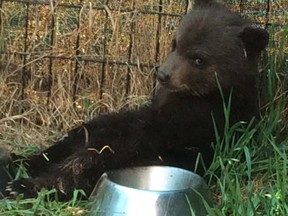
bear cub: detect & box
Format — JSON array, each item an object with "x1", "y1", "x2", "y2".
[{"x1": 5, "y1": 0, "x2": 269, "y2": 200}]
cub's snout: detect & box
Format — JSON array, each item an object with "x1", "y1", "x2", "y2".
[{"x1": 156, "y1": 70, "x2": 170, "y2": 84}]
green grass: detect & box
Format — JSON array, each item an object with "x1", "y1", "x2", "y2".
[
  {"x1": 0, "y1": 189, "x2": 88, "y2": 215},
  {"x1": 204, "y1": 20, "x2": 288, "y2": 215}
]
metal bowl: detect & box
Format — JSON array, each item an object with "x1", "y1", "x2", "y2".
[{"x1": 88, "y1": 166, "x2": 212, "y2": 216}]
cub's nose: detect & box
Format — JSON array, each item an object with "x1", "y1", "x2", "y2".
[{"x1": 156, "y1": 70, "x2": 170, "y2": 83}]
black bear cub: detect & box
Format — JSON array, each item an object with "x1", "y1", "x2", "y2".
[{"x1": 5, "y1": 0, "x2": 269, "y2": 200}]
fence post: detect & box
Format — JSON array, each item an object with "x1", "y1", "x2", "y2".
[
  {"x1": 72, "y1": 0, "x2": 83, "y2": 106},
  {"x1": 152, "y1": 0, "x2": 163, "y2": 95},
  {"x1": 125, "y1": 0, "x2": 136, "y2": 98},
  {"x1": 0, "y1": 0, "x2": 4, "y2": 53},
  {"x1": 99, "y1": 0, "x2": 111, "y2": 101},
  {"x1": 20, "y1": 2, "x2": 30, "y2": 105},
  {"x1": 46, "y1": 0, "x2": 56, "y2": 106}
]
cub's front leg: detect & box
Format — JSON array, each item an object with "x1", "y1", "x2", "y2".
[
  {"x1": 7, "y1": 139, "x2": 163, "y2": 200},
  {"x1": 12, "y1": 125, "x2": 88, "y2": 177},
  {"x1": 7, "y1": 107, "x2": 161, "y2": 200},
  {"x1": 7, "y1": 148, "x2": 110, "y2": 200}
]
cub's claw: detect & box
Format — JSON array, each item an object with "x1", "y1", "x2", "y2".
[{"x1": 5, "y1": 179, "x2": 37, "y2": 199}]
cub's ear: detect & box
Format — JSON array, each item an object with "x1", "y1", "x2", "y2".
[{"x1": 239, "y1": 27, "x2": 269, "y2": 53}]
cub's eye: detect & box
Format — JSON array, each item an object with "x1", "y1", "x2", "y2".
[
  {"x1": 171, "y1": 38, "x2": 176, "y2": 51},
  {"x1": 195, "y1": 58, "x2": 204, "y2": 65},
  {"x1": 189, "y1": 53, "x2": 205, "y2": 66}
]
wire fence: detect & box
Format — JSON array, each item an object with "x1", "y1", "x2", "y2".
[{"x1": 0, "y1": 0, "x2": 287, "y2": 118}]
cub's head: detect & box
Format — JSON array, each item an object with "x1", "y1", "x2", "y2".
[{"x1": 156, "y1": 0, "x2": 269, "y2": 96}]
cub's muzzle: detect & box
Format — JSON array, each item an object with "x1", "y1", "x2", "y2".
[{"x1": 156, "y1": 70, "x2": 170, "y2": 84}]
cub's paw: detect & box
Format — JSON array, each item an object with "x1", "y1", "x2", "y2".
[{"x1": 5, "y1": 179, "x2": 37, "y2": 199}]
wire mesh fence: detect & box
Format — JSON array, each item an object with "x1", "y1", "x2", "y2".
[{"x1": 0, "y1": 0, "x2": 287, "y2": 128}]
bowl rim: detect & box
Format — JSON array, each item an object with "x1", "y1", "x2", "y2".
[{"x1": 96, "y1": 165, "x2": 207, "y2": 193}]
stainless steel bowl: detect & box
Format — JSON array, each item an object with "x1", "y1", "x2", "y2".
[{"x1": 88, "y1": 166, "x2": 212, "y2": 216}]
